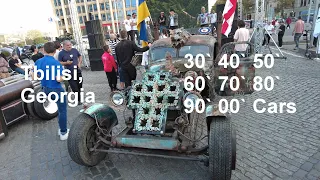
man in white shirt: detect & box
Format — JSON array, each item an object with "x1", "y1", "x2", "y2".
[
  {"x1": 234, "y1": 20, "x2": 250, "y2": 56},
  {"x1": 209, "y1": 9, "x2": 217, "y2": 34},
  {"x1": 123, "y1": 14, "x2": 132, "y2": 40},
  {"x1": 130, "y1": 13, "x2": 140, "y2": 45},
  {"x1": 263, "y1": 22, "x2": 274, "y2": 46},
  {"x1": 141, "y1": 43, "x2": 152, "y2": 68},
  {"x1": 53, "y1": 41, "x2": 62, "y2": 60},
  {"x1": 197, "y1": 7, "x2": 209, "y2": 27}
]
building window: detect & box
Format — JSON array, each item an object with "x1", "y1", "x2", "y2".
[
  {"x1": 131, "y1": 0, "x2": 136, "y2": 7},
  {"x1": 82, "y1": 6, "x2": 85, "y2": 13},
  {"x1": 57, "y1": 0, "x2": 61, "y2": 6},
  {"x1": 88, "y1": 5, "x2": 93, "y2": 12},
  {"x1": 105, "y1": 2, "x2": 110, "y2": 10},
  {"x1": 117, "y1": 2, "x2": 123, "y2": 9},
  {"x1": 125, "y1": 0, "x2": 130, "y2": 7},
  {"x1": 54, "y1": 0, "x2": 57, "y2": 6},
  {"x1": 68, "y1": 18, "x2": 71, "y2": 25},
  {"x1": 80, "y1": 16, "x2": 83, "y2": 24},
  {"x1": 95, "y1": 15, "x2": 99, "y2": 20},
  {"x1": 118, "y1": 10, "x2": 124, "y2": 19},
  {"x1": 77, "y1": 6, "x2": 81, "y2": 13},
  {"x1": 66, "y1": 8, "x2": 70, "y2": 15},
  {"x1": 87, "y1": 0, "x2": 91, "y2": 1},
  {"x1": 100, "y1": 3, "x2": 105, "y2": 10},
  {"x1": 132, "y1": 10, "x2": 136, "y2": 14},
  {"x1": 107, "y1": 13, "x2": 111, "y2": 21},
  {"x1": 59, "y1": 9, "x2": 63, "y2": 16},
  {"x1": 83, "y1": 16, "x2": 87, "y2": 22},
  {"x1": 126, "y1": 10, "x2": 131, "y2": 16},
  {"x1": 58, "y1": 21, "x2": 62, "y2": 26},
  {"x1": 64, "y1": 0, "x2": 68, "y2": 5},
  {"x1": 56, "y1": 9, "x2": 59, "y2": 17},
  {"x1": 93, "y1": 4, "x2": 97, "y2": 11},
  {"x1": 102, "y1": 14, "x2": 106, "y2": 21}
]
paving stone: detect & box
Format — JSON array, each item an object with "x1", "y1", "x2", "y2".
[
  {"x1": 293, "y1": 169, "x2": 308, "y2": 179},
  {"x1": 301, "y1": 162, "x2": 314, "y2": 171}
]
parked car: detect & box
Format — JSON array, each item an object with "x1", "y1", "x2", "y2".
[
  {"x1": 66, "y1": 29, "x2": 257, "y2": 179},
  {"x1": 0, "y1": 75, "x2": 58, "y2": 140}
]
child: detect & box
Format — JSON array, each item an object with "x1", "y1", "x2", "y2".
[{"x1": 102, "y1": 45, "x2": 118, "y2": 91}]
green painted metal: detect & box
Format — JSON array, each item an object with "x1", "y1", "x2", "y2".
[
  {"x1": 81, "y1": 103, "x2": 118, "y2": 128},
  {"x1": 115, "y1": 136, "x2": 179, "y2": 150}
]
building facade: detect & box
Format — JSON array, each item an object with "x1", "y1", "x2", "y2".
[
  {"x1": 50, "y1": 0, "x2": 138, "y2": 36},
  {"x1": 294, "y1": 0, "x2": 316, "y2": 21}
]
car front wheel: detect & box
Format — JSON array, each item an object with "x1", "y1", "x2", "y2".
[
  {"x1": 67, "y1": 113, "x2": 107, "y2": 166},
  {"x1": 208, "y1": 117, "x2": 235, "y2": 180}
]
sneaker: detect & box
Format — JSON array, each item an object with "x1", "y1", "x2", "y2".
[
  {"x1": 293, "y1": 47, "x2": 297, "y2": 50},
  {"x1": 60, "y1": 130, "x2": 69, "y2": 141},
  {"x1": 58, "y1": 129, "x2": 70, "y2": 136}
]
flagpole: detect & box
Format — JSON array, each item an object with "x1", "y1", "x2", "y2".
[{"x1": 114, "y1": 0, "x2": 120, "y2": 34}]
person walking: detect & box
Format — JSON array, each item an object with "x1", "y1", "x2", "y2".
[
  {"x1": 0, "y1": 56, "x2": 9, "y2": 79},
  {"x1": 130, "y1": 13, "x2": 140, "y2": 45},
  {"x1": 123, "y1": 14, "x2": 132, "y2": 41},
  {"x1": 168, "y1": 9, "x2": 178, "y2": 30},
  {"x1": 234, "y1": 20, "x2": 250, "y2": 56},
  {"x1": 197, "y1": 7, "x2": 210, "y2": 27},
  {"x1": 115, "y1": 30, "x2": 149, "y2": 88},
  {"x1": 58, "y1": 40, "x2": 83, "y2": 104},
  {"x1": 263, "y1": 21, "x2": 274, "y2": 46},
  {"x1": 102, "y1": 45, "x2": 118, "y2": 91},
  {"x1": 158, "y1": 12, "x2": 167, "y2": 35},
  {"x1": 286, "y1": 16, "x2": 292, "y2": 29},
  {"x1": 292, "y1": 16, "x2": 304, "y2": 50},
  {"x1": 31, "y1": 42, "x2": 69, "y2": 140},
  {"x1": 277, "y1": 21, "x2": 286, "y2": 48}
]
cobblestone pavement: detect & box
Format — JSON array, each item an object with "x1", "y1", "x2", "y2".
[{"x1": 0, "y1": 51, "x2": 320, "y2": 180}]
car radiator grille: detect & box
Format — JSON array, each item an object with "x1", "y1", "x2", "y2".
[{"x1": 128, "y1": 72, "x2": 183, "y2": 134}]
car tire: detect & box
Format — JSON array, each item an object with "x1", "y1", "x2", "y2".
[
  {"x1": 26, "y1": 99, "x2": 39, "y2": 118},
  {"x1": 33, "y1": 87, "x2": 58, "y2": 120},
  {"x1": 68, "y1": 113, "x2": 107, "y2": 166},
  {"x1": 208, "y1": 117, "x2": 234, "y2": 180}
]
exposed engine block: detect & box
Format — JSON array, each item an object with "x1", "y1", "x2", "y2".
[{"x1": 128, "y1": 72, "x2": 183, "y2": 134}]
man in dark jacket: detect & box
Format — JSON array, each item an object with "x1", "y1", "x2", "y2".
[
  {"x1": 115, "y1": 30, "x2": 149, "y2": 87},
  {"x1": 158, "y1": 12, "x2": 167, "y2": 35}
]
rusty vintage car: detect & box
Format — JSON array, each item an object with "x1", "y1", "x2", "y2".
[
  {"x1": 0, "y1": 74, "x2": 58, "y2": 140},
  {"x1": 67, "y1": 29, "x2": 255, "y2": 179}
]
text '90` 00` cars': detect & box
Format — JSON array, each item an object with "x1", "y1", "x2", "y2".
[{"x1": 67, "y1": 28, "x2": 256, "y2": 180}]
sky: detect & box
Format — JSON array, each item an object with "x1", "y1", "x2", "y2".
[{"x1": 0, "y1": 0, "x2": 56, "y2": 35}]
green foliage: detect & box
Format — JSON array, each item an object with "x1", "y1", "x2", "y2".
[
  {"x1": 26, "y1": 30, "x2": 43, "y2": 40},
  {"x1": 17, "y1": 42, "x2": 25, "y2": 47},
  {"x1": 26, "y1": 39, "x2": 34, "y2": 45},
  {"x1": 212, "y1": 0, "x2": 226, "y2": 13},
  {"x1": 147, "y1": 0, "x2": 208, "y2": 28},
  {"x1": 275, "y1": 0, "x2": 295, "y2": 16},
  {"x1": 243, "y1": 0, "x2": 254, "y2": 14},
  {"x1": 34, "y1": 37, "x2": 47, "y2": 44}
]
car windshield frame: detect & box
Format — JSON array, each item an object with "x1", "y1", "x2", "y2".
[
  {"x1": 149, "y1": 46, "x2": 177, "y2": 63},
  {"x1": 178, "y1": 45, "x2": 211, "y2": 58}
]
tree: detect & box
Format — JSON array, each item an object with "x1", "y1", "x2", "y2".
[
  {"x1": 242, "y1": 0, "x2": 254, "y2": 14},
  {"x1": 26, "y1": 30, "x2": 43, "y2": 40},
  {"x1": 275, "y1": 0, "x2": 295, "y2": 17},
  {"x1": 34, "y1": 37, "x2": 47, "y2": 44}
]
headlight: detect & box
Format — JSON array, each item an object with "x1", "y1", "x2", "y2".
[
  {"x1": 183, "y1": 92, "x2": 202, "y2": 107},
  {"x1": 111, "y1": 92, "x2": 125, "y2": 106}
]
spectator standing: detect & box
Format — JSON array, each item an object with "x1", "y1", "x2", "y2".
[
  {"x1": 158, "y1": 12, "x2": 167, "y2": 34},
  {"x1": 54, "y1": 41, "x2": 62, "y2": 60},
  {"x1": 197, "y1": 7, "x2": 210, "y2": 27},
  {"x1": 292, "y1": 16, "x2": 304, "y2": 50},
  {"x1": 124, "y1": 15, "x2": 133, "y2": 40},
  {"x1": 31, "y1": 42, "x2": 69, "y2": 140},
  {"x1": 109, "y1": 33, "x2": 125, "y2": 89},
  {"x1": 130, "y1": 13, "x2": 140, "y2": 45},
  {"x1": 168, "y1": 9, "x2": 178, "y2": 30},
  {"x1": 234, "y1": 20, "x2": 250, "y2": 56},
  {"x1": 0, "y1": 56, "x2": 9, "y2": 79},
  {"x1": 286, "y1": 17, "x2": 292, "y2": 29},
  {"x1": 209, "y1": 8, "x2": 217, "y2": 33},
  {"x1": 58, "y1": 40, "x2": 83, "y2": 104},
  {"x1": 277, "y1": 21, "x2": 286, "y2": 48},
  {"x1": 115, "y1": 30, "x2": 149, "y2": 88},
  {"x1": 263, "y1": 22, "x2": 274, "y2": 46},
  {"x1": 141, "y1": 42, "x2": 151, "y2": 68},
  {"x1": 9, "y1": 54, "x2": 25, "y2": 75},
  {"x1": 30, "y1": 45, "x2": 44, "y2": 63},
  {"x1": 102, "y1": 45, "x2": 118, "y2": 91}
]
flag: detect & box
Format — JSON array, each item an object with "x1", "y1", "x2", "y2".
[
  {"x1": 48, "y1": 17, "x2": 53, "y2": 22},
  {"x1": 313, "y1": 7, "x2": 320, "y2": 38},
  {"x1": 221, "y1": 0, "x2": 237, "y2": 37},
  {"x1": 137, "y1": 0, "x2": 150, "y2": 47}
]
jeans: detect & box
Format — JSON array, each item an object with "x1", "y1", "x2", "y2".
[
  {"x1": 263, "y1": 34, "x2": 271, "y2": 45},
  {"x1": 294, "y1": 33, "x2": 302, "y2": 48},
  {"x1": 131, "y1": 30, "x2": 140, "y2": 44},
  {"x1": 15, "y1": 67, "x2": 25, "y2": 75},
  {"x1": 113, "y1": 54, "x2": 119, "y2": 76},
  {"x1": 43, "y1": 86, "x2": 67, "y2": 134},
  {"x1": 159, "y1": 25, "x2": 166, "y2": 34},
  {"x1": 278, "y1": 34, "x2": 284, "y2": 47},
  {"x1": 68, "y1": 70, "x2": 83, "y2": 103}
]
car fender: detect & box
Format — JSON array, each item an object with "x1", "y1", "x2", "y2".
[
  {"x1": 80, "y1": 103, "x2": 118, "y2": 130},
  {"x1": 205, "y1": 103, "x2": 230, "y2": 129}
]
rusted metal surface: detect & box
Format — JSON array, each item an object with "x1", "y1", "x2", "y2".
[
  {"x1": 151, "y1": 35, "x2": 216, "y2": 49},
  {"x1": 114, "y1": 136, "x2": 179, "y2": 150},
  {"x1": 81, "y1": 103, "x2": 118, "y2": 130}
]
